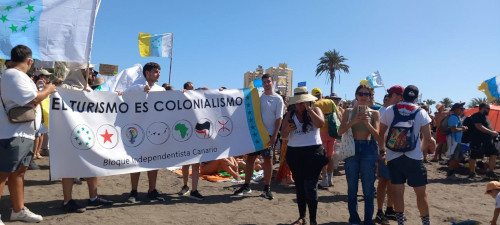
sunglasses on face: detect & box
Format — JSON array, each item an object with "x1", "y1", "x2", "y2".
[{"x1": 356, "y1": 92, "x2": 371, "y2": 97}]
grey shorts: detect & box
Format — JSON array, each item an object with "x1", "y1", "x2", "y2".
[
  {"x1": 247, "y1": 147, "x2": 272, "y2": 157},
  {"x1": 449, "y1": 143, "x2": 464, "y2": 160},
  {"x1": 0, "y1": 137, "x2": 34, "y2": 172}
]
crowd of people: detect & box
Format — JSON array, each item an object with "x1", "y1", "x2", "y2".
[{"x1": 1, "y1": 45, "x2": 500, "y2": 225}]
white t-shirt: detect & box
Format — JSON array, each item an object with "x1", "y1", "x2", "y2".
[
  {"x1": 379, "y1": 106, "x2": 387, "y2": 116},
  {"x1": 380, "y1": 102, "x2": 432, "y2": 161},
  {"x1": 125, "y1": 83, "x2": 164, "y2": 92},
  {"x1": 0, "y1": 68, "x2": 41, "y2": 140},
  {"x1": 259, "y1": 92, "x2": 284, "y2": 136},
  {"x1": 496, "y1": 192, "x2": 500, "y2": 208}
]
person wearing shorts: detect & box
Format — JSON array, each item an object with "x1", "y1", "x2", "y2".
[
  {"x1": 433, "y1": 103, "x2": 447, "y2": 161},
  {"x1": 312, "y1": 87, "x2": 337, "y2": 189},
  {"x1": 468, "y1": 103, "x2": 500, "y2": 180},
  {"x1": 0, "y1": 45, "x2": 55, "y2": 223},
  {"x1": 234, "y1": 74, "x2": 283, "y2": 200},
  {"x1": 379, "y1": 85, "x2": 435, "y2": 225},
  {"x1": 445, "y1": 103, "x2": 468, "y2": 180}
]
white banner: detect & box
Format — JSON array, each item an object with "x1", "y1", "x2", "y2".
[{"x1": 49, "y1": 88, "x2": 270, "y2": 178}]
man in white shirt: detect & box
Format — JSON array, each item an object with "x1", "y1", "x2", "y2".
[
  {"x1": 125, "y1": 62, "x2": 167, "y2": 203},
  {"x1": 234, "y1": 74, "x2": 284, "y2": 200},
  {"x1": 0, "y1": 45, "x2": 55, "y2": 223},
  {"x1": 378, "y1": 85, "x2": 435, "y2": 225}
]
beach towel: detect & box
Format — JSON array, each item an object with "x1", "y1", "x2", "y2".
[{"x1": 170, "y1": 168, "x2": 263, "y2": 183}]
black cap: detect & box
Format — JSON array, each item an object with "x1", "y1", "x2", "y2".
[
  {"x1": 450, "y1": 102, "x2": 465, "y2": 111},
  {"x1": 403, "y1": 85, "x2": 419, "y2": 102}
]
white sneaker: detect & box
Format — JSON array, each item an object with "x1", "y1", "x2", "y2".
[
  {"x1": 0, "y1": 214, "x2": 4, "y2": 225},
  {"x1": 10, "y1": 207, "x2": 43, "y2": 223}
]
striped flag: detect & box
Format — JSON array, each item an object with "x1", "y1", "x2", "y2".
[
  {"x1": 0, "y1": 0, "x2": 100, "y2": 62},
  {"x1": 138, "y1": 33, "x2": 173, "y2": 58},
  {"x1": 478, "y1": 75, "x2": 500, "y2": 103},
  {"x1": 366, "y1": 71, "x2": 384, "y2": 88}
]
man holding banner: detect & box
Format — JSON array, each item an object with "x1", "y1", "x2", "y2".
[
  {"x1": 234, "y1": 74, "x2": 283, "y2": 200},
  {"x1": 125, "y1": 62, "x2": 166, "y2": 203},
  {"x1": 60, "y1": 64, "x2": 113, "y2": 213}
]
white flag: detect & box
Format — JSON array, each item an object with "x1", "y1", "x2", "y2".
[{"x1": 0, "y1": 0, "x2": 101, "y2": 62}]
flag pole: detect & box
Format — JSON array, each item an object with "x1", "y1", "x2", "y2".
[
  {"x1": 83, "y1": 0, "x2": 100, "y2": 91},
  {"x1": 168, "y1": 33, "x2": 174, "y2": 85}
]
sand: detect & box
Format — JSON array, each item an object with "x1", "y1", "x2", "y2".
[{"x1": 0, "y1": 156, "x2": 493, "y2": 225}]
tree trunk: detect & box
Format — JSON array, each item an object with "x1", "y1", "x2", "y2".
[{"x1": 330, "y1": 71, "x2": 335, "y2": 94}]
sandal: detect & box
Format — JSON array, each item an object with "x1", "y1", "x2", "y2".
[{"x1": 291, "y1": 218, "x2": 307, "y2": 225}]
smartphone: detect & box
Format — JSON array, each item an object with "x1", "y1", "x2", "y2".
[
  {"x1": 288, "y1": 118, "x2": 296, "y2": 126},
  {"x1": 358, "y1": 105, "x2": 367, "y2": 114}
]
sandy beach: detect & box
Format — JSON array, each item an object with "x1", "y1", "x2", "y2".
[{"x1": 0, "y1": 156, "x2": 493, "y2": 225}]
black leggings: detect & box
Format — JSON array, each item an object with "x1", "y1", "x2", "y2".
[{"x1": 286, "y1": 145, "x2": 328, "y2": 223}]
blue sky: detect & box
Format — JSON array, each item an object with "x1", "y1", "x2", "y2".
[{"x1": 91, "y1": 0, "x2": 500, "y2": 106}]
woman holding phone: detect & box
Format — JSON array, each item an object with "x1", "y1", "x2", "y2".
[
  {"x1": 281, "y1": 86, "x2": 328, "y2": 225},
  {"x1": 338, "y1": 85, "x2": 380, "y2": 225}
]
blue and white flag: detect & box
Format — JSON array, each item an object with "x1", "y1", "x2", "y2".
[
  {"x1": 0, "y1": 0, "x2": 100, "y2": 62},
  {"x1": 366, "y1": 71, "x2": 384, "y2": 88}
]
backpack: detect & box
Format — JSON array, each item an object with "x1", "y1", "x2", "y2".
[
  {"x1": 326, "y1": 100, "x2": 341, "y2": 139},
  {"x1": 461, "y1": 116, "x2": 473, "y2": 143},
  {"x1": 439, "y1": 115, "x2": 453, "y2": 135},
  {"x1": 440, "y1": 114, "x2": 462, "y2": 137},
  {"x1": 385, "y1": 106, "x2": 422, "y2": 152}
]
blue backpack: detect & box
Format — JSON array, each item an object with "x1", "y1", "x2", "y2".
[{"x1": 386, "y1": 106, "x2": 422, "y2": 152}]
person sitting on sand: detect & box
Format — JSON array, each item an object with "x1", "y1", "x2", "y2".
[{"x1": 200, "y1": 157, "x2": 242, "y2": 181}]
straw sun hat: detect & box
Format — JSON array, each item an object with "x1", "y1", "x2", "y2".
[{"x1": 288, "y1": 86, "x2": 318, "y2": 105}]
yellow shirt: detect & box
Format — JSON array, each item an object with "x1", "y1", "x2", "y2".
[{"x1": 313, "y1": 99, "x2": 337, "y2": 132}]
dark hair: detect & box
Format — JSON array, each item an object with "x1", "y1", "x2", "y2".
[
  {"x1": 143, "y1": 62, "x2": 161, "y2": 76},
  {"x1": 11, "y1": 45, "x2": 32, "y2": 63},
  {"x1": 479, "y1": 103, "x2": 489, "y2": 110},
  {"x1": 261, "y1": 74, "x2": 272, "y2": 80},
  {"x1": 184, "y1": 81, "x2": 193, "y2": 89},
  {"x1": 289, "y1": 108, "x2": 312, "y2": 133},
  {"x1": 355, "y1": 85, "x2": 373, "y2": 99}
]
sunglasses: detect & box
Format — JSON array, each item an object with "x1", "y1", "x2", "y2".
[
  {"x1": 356, "y1": 92, "x2": 371, "y2": 97},
  {"x1": 487, "y1": 189, "x2": 499, "y2": 193}
]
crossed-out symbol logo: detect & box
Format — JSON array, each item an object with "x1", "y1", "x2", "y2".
[
  {"x1": 71, "y1": 124, "x2": 95, "y2": 150},
  {"x1": 121, "y1": 124, "x2": 144, "y2": 147},
  {"x1": 215, "y1": 116, "x2": 233, "y2": 137},
  {"x1": 172, "y1": 119, "x2": 193, "y2": 142}
]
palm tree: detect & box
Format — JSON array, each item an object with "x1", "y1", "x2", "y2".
[
  {"x1": 423, "y1": 99, "x2": 436, "y2": 113},
  {"x1": 441, "y1": 98, "x2": 453, "y2": 109},
  {"x1": 468, "y1": 97, "x2": 487, "y2": 108},
  {"x1": 315, "y1": 50, "x2": 350, "y2": 94},
  {"x1": 423, "y1": 99, "x2": 436, "y2": 107}
]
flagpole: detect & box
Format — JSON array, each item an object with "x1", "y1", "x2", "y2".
[
  {"x1": 168, "y1": 33, "x2": 174, "y2": 85},
  {"x1": 83, "y1": 0, "x2": 100, "y2": 91}
]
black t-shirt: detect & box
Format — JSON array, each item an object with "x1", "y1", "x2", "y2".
[{"x1": 470, "y1": 112, "x2": 493, "y2": 143}]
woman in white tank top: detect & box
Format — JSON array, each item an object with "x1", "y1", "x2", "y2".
[{"x1": 281, "y1": 87, "x2": 328, "y2": 225}]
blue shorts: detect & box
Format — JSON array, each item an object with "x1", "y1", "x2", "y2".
[
  {"x1": 387, "y1": 155, "x2": 427, "y2": 187},
  {"x1": 377, "y1": 159, "x2": 390, "y2": 179}
]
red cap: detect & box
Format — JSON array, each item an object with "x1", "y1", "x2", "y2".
[{"x1": 387, "y1": 85, "x2": 404, "y2": 95}]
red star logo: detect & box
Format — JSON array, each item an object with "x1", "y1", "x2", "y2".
[{"x1": 100, "y1": 129, "x2": 113, "y2": 143}]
